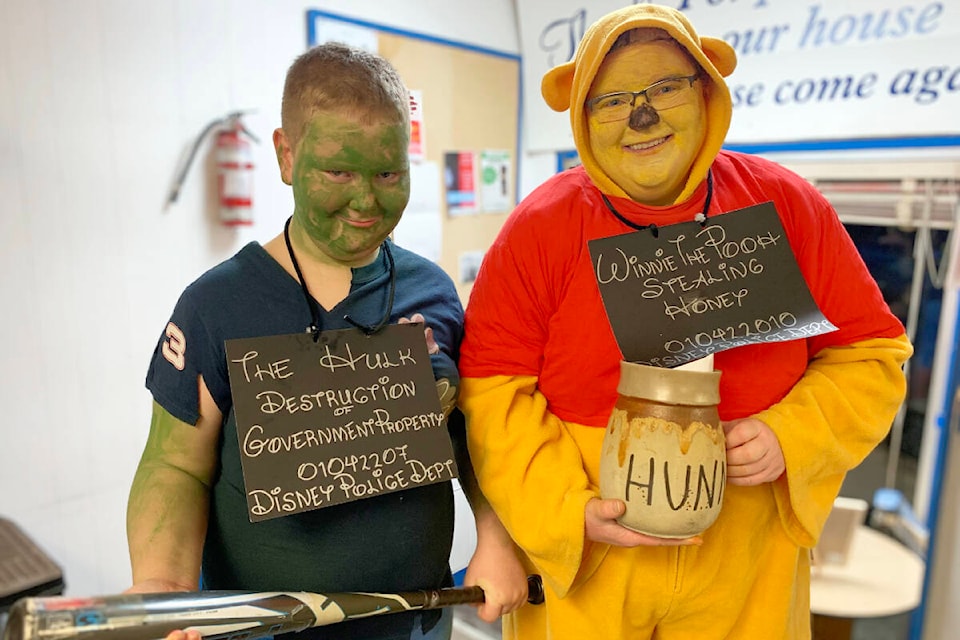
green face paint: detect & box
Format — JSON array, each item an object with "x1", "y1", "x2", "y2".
[{"x1": 290, "y1": 111, "x2": 410, "y2": 265}]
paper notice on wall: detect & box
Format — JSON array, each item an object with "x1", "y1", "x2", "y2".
[
  {"x1": 479, "y1": 150, "x2": 512, "y2": 212},
  {"x1": 408, "y1": 90, "x2": 425, "y2": 163},
  {"x1": 393, "y1": 161, "x2": 442, "y2": 262},
  {"x1": 458, "y1": 250, "x2": 485, "y2": 285},
  {"x1": 443, "y1": 151, "x2": 478, "y2": 216}
]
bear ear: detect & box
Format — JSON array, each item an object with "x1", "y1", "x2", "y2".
[
  {"x1": 541, "y1": 61, "x2": 576, "y2": 112},
  {"x1": 701, "y1": 37, "x2": 737, "y2": 77}
]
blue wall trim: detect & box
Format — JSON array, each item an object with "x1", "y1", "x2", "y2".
[
  {"x1": 724, "y1": 135, "x2": 960, "y2": 155},
  {"x1": 306, "y1": 9, "x2": 520, "y2": 60},
  {"x1": 556, "y1": 150, "x2": 579, "y2": 173}
]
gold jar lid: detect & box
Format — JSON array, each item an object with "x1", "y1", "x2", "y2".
[{"x1": 617, "y1": 360, "x2": 721, "y2": 406}]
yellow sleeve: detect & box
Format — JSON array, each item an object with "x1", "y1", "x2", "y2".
[
  {"x1": 459, "y1": 374, "x2": 605, "y2": 598},
  {"x1": 757, "y1": 334, "x2": 913, "y2": 547}
]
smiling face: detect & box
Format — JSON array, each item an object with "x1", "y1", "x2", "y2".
[
  {"x1": 274, "y1": 110, "x2": 410, "y2": 266},
  {"x1": 586, "y1": 39, "x2": 706, "y2": 206}
]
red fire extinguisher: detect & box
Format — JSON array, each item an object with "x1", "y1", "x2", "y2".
[
  {"x1": 215, "y1": 117, "x2": 256, "y2": 226},
  {"x1": 167, "y1": 111, "x2": 259, "y2": 226}
]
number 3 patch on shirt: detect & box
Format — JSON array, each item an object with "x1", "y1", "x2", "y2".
[{"x1": 162, "y1": 322, "x2": 187, "y2": 371}]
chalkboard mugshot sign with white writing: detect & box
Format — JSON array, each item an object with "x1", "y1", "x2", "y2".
[
  {"x1": 587, "y1": 202, "x2": 838, "y2": 367},
  {"x1": 224, "y1": 324, "x2": 458, "y2": 522}
]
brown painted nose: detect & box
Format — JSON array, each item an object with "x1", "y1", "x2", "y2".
[{"x1": 628, "y1": 103, "x2": 660, "y2": 131}]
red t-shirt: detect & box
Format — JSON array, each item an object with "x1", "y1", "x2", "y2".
[{"x1": 460, "y1": 151, "x2": 904, "y2": 426}]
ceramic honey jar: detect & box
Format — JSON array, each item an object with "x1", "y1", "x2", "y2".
[{"x1": 599, "y1": 359, "x2": 725, "y2": 538}]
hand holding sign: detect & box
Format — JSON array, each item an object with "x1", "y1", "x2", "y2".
[{"x1": 399, "y1": 313, "x2": 440, "y2": 355}]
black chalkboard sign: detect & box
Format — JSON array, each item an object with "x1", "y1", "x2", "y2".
[
  {"x1": 224, "y1": 323, "x2": 458, "y2": 522},
  {"x1": 588, "y1": 201, "x2": 837, "y2": 367}
]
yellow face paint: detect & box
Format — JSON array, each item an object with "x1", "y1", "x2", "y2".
[{"x1": 586, "y1": 40, "x2": 707, "y2": 206}]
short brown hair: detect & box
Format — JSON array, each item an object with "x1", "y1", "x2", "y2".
[{"x1": 280, "y1": 42, "x2": 409, "y2": 149}]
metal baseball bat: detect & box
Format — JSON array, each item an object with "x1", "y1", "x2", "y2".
[{"x1": 3, "y1": 575, "x2": 544, "y2": 640}]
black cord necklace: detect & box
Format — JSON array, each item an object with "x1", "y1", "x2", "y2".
[
  {"x1": 282, "y1": 216, "x2": 397, "y2": 341},
  {"x1": 601, "y1": 169, "x2": 713, "y2": 238}
]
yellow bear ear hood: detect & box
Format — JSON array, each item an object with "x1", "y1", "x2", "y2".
[{"x1": 542, "y1": 4, "x2": 737, "y2": 204}]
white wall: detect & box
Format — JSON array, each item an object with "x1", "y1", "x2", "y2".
[{"x1": 0, "y1": 0, "x2": 518, "y2": 597}]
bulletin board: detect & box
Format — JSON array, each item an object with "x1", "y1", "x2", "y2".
[{"x1": 306, "y1": 10, "x2": 521, "y2": 304}]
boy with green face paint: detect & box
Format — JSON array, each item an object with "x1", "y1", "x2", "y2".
[
  {"x1": 273, "y1": 47, "x2": 412, "y2": 270},
  {"x1": 280, "y1": 112, "x2": 410, "y2": 265},
  {"x1": 127, "y1": 43, "x2": 528, "y2": 640}
]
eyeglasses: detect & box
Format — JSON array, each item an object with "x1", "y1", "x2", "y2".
[{"x1": 586, "y1": 75, "x2": 700, "y2": 123}]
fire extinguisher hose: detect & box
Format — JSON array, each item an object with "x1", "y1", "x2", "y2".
[{"x1": 166, "y1": 111, "x2": 259, "y2": 207}]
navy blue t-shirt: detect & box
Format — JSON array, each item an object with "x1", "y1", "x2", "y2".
[{"x1": 145, "y1": 240, "x2": 464, "y2": 639}]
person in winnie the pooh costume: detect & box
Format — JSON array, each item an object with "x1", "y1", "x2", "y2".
[{"x1": 457, "y1": 4, "x2": 912, "y2": 639}]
